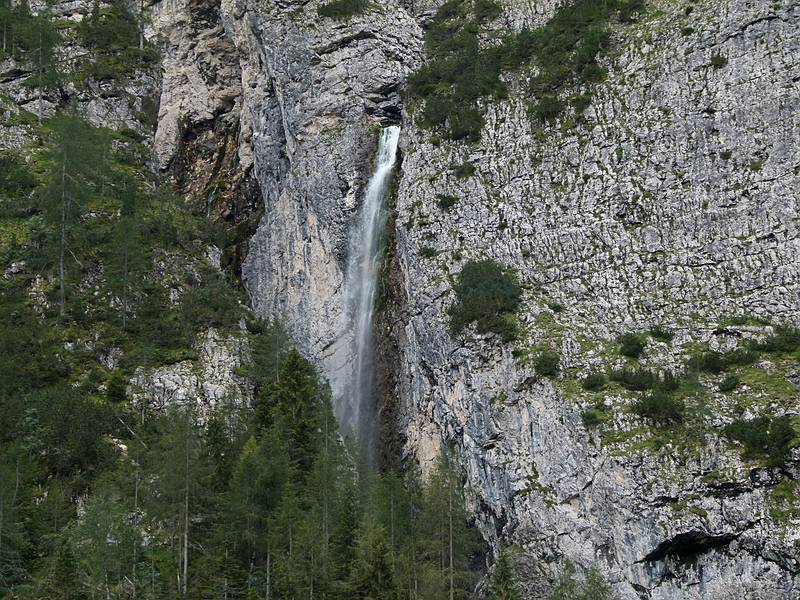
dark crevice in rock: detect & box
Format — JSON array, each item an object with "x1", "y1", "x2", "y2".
[
  {"x1": 640, "y1": 531, "x2": 737, "y2": 564},
  {"x1": 366, "y1": 98, "x2": 403, "y2": 126},
  {"x1": 0, "y1": 68, "x2": 30, "y2": 84},
  {"x1": 315, "y1": 30, "x2": 378, "y2": 55},
  {"x1": 722, "y1": 14, "x2": 786, "y2": 44},
  {"x1": 172, "y1": 117, "x2": 262, "y2": 280},
  {"x1": 705, "y1": 480, "x2": 751, "y2": 498},
  {"x1": 374, "y1": 149, "x2": 407, "y2": 472}
]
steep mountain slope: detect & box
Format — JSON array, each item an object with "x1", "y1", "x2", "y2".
[{"x1": 147, "y1": 0, "x2": 800, "y2": 596}]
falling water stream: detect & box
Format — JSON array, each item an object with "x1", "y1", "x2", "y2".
[{"x1": 338, "y1": 125, "x2": 401, "y2": 440}]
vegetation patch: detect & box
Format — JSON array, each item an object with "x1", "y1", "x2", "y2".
[
  {"x1": 0, "y1": 1, "x2": 60, "y2": 64},
  {"x1": 689, "y1": 348, "x2": 759, "y2": 373},
  {"x1": 436, "y1": 193, "x2": 459, "y2": 211},
  {"x1": 317, "y1": 0, "x2": 370, "y2": 19},
  {"x1": 582, "y1": 372, "x2": 606, "y2": 391},
  {"x1": 582, "y1": 406, "x2": 610, "y2": 428},
  {"x1": 618, "y1": 332, "x2": 646, "y2": 358},
  {"x1": 0, "y1": 154, "x2": 36, "y2": 198},
  {"x1": 631, "y1": 389, "x2": 685, "y2": 425},
  {"x1": 724, "y1": 415, "x2": 798, "y2": 467},
  {"x1": 448, "y1": 259, "x2": 522, "y2": 341},
  {"x1": 534, "y1": 349, "x2": 560, "y2": 378},
  {"x1": 76, "y1": 0, "x2": 158, "y2": 83},
  {"x1": 649, "y1": 325, "x2": 674, "y2": 342},
  {"x1": 710, "y1": 51, "x2": 728, "y2": 68},
  {"x1": 450, "y1": 161, "x2": 476, "y2": 178},
  {"x1": 406, "y1": 0, "x2": 646, "y2": 141},
  {"x1": 419, "y1": 245, "x2": 439, "y2": 259},
  {"x1": 752, "y1": 326, "x2": 800, "y2": 354},
  {"x1": 609, "y1": 367, "x2": 656, "y2": 391},
  {"x1": 770, "y1": 480, "x2": 800, "y2": 525},
  {"x1": 718, "y1": 375, "x2": 739, "y2": 392}
]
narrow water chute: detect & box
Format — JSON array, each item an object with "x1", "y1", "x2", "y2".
[{"x1": 338, "y1": 125, "x2": 401, "y2": 439}]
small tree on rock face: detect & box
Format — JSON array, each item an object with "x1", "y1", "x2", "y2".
[
  {"x1": 50, "y1": 537, "x2": 80, "y2": 600},
  {"x1": 488, "y1": 548, "x2": 521, "y2": 600},
  {"x1": 582, "y1": 565, "x2": 611, "y2": 600},
  {"x1": 549, "y1": 560, "x2": 576, "y2": 600},
  {"x1": 618, "y1": 333, "x2": 645, "y2": 359}
]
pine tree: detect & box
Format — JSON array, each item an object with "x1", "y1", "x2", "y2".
[
  {"x1": 331, "y1": 447, "x2": 361, "y2": 586},
  {"x1": 347, "y1": 520, "x2": 398, "y2": 600},
  {"x1": 269, "y1": 349, "x2": 325, "y2": 474},
  {"x1": 50, "y1": 537, "x2": 80, "y2": 600},
  {"x1": 303, "y1": 392, "x2": 344, "y2": 595},
  {"x1": 0, "y1": 448, "x2": 27, "y2": 592},
  {"x1": 245, "y1": 320, "x2": 291, "y2": 427},
  {"x1": 417, "y1": 450, "x2": 480, "y2": 600},
  {"x1": 224, "y1": 429, "x2": 289, "y2": 571},
  {"x1": 106, "y1": 175, "x2": 147, "y2": 329},
  {"x1": 549, "y1": 561, "x2": 611, "y2": 600},
  {"x1": 71, "y1": 486, "x2": 142, "y2": 598},
  {"x1": 143, "y1": 408, "x2": 209, "y2": 597},
  {"x1": 487, "y1": 549, "x2": 521, "y2": 600},
  {"x1": 549, "y1": 560, "x2": 578, "y2": 600},
  {"x1": 581, "y1": 565, "x2": 611, "y2": 600},
  {"x1": 36, "y1": 113, "x2": 109, "y2": 317}
]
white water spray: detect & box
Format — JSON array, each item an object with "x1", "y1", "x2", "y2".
[{"x1": 338, "y1": 126, "x2": 401, "y2": 438}]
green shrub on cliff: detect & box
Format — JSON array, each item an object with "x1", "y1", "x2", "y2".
[
  {"x1": 449, "y1": 259, "x2": 522, "y2": 341},
  {"x1": 724, "y1": 415, "x2": 798, "y2": 466},
  {"x1": 0, "y1": 154, "x2": 35, "y2": 201},
  {"x1": 618, "y1": 332, "x2": 646, "y2": 358},
  {"x1": 407, "y1": 0, "x2": 646, "y2": 140},
  {"x1": 317, "y1": 0, "x2": 370, "y2": 19},
  {"x1": 76, "y1": 0, "x2": 157, "y2": 82},
  {"x1": 582, "y1": 372, "x2": 606, "y2": 391},
  {"x1": 534, "y1": 349, "x2": 560, "y2": 378},
  {"x1": 631, "y1": 390, "x2": 685, "y2": 425},
  {"x1": 752, "y1": 325, "x2": 800, "y2": 354}
]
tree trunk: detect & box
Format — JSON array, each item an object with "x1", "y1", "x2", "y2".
[
  {"x1": 122, "y1": 244, "x2": 129, "y2": 329},
  {"x1": 139, "y1": 0, "x2": 144, "y2": 50},
  {"x1": 37, "y1": 27, "x2": 43, "y2": 124},
  {"x1": 266, "y1": 546, "x2": 271, "y2": 600},
  {"x1": 133, "y1": 470, "x2": 139, "y2": 597},
  {"x1": 0, "y1": 498, "x2": 5, "y2": 565},
  {"x1": 448, "y1": 476, "x2": 454, "y2": 600},
  {"x1": 59, "y1": 160, "x2": 68, "y2": 317},
  {"x1": 182, "y1": 434, "x2": 189, "y2": 596}
]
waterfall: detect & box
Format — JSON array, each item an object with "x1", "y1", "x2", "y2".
[{"x1": 338, "y1": 125, "x2": 401, "y2": 439}]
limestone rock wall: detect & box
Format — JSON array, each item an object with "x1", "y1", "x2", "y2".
[
  {"x1": 390, "y1": 0, "x2": 800, "y2": 597},
  {"x1": 148, "y1": 0, "x2": 800, "y2": 596}
]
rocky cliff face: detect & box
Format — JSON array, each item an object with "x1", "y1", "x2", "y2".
[
  {"x1": 228, "y1": 0, "x2": 424, "y2": 418},
  {"x1": 148, "y1": 0, "x2": 800, "y2": 596},
  {"x1": 390, "y1": 1, "x2": 800, "y2": 598}
]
